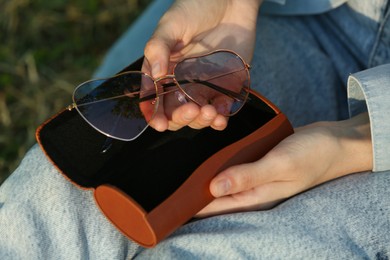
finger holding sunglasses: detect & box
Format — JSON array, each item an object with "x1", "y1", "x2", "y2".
[
  {"x1": 150, "y1": 92, "x2": 229, "y2": 131},
  {"x1": 168, "y1": 86, "x2": 232, "y2": 130},
  {"x1": 151, "y1": 89, "x2": 202, "y2": 131},
  {"x1": 143, "y1": 0, "x2": 261, "y2": 131},
  {"x1": 140, "y1": 57, "x2": 226, "y2": 132},
  {"x1": 169, "y1": 103, "x2": 228, "y2": 131},
  {"x1": 142, "y1": 58, "x2": 242, "y2": 132}
]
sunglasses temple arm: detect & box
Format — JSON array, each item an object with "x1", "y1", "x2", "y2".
[
  {"x1": 74, "y1": 80, "x2": 246, "y2": 107},
  {"x1": 126, "y1": 79, "x2": 247, "y2": 103},
  {"x1": 175, "y1": 80, "x2": 247, "y2": 101},
  {"x1": 137, "y1": 87, "x2": 179, "y2": 102},
  {"x1": 100, "y1": 137, "x2": 113, "y2": 153}
]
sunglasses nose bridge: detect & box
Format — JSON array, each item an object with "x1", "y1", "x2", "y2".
[
  {"x1": 154, "y1": 74, "x2": 175, "y2": 84},
  {"x1": 154, "y1": 75, "x2": 179, "y2": 94}
]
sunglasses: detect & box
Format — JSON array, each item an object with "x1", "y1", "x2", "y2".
[{"x1": 67, "y1": 50, "x2": 251, "y2": 141}]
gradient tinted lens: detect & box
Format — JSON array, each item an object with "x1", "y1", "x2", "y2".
[
  {"x1": 173, "y1": 51, "x2": 250, "y2": 116},
  {"x1": 73, "y1": 72, "x2": 157, "y2": 141}
]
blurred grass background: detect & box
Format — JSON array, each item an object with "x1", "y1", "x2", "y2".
[{"x1": 0, "y1": 0, "x2": 152, "y2": 184}]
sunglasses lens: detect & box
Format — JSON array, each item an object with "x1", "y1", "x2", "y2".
[
  {"x1": 174, "y1": 51, "x2": 250, "y2": 116},
  {"x1": 73, "y1": 72, "x2": 157, "y2": 141}
]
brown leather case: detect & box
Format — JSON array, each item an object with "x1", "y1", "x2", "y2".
[{"x1": 36, "y1": 57, "x2": 293, "y2": 248}]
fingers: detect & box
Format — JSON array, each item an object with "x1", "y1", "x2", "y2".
[
  {"x1": 169, "y1": 104, "x2": 228, "y2": 131},
  {"x1": 196, "y1": 151, "x2": 301, "y2": 217},
  {"x1": 196, "y1": 182, "x2": 291, "y2": 218},
  {"x1": 196, "y1": 164, "x2": 297, "y2": 217},
  {"x1": 142, "y1": 30, "x2": 181, "y2": 132},
  {"x1": 209, "y1": 162, "x2": 274, "y2": 198},
  {"x1": 147, "y1": 109, "x2": 169, "y2": 132},
  {"x1": 148, "y1": 102, "x2": 229, "y2": 132},
  {"x1": 167, "y1": 103, "x2": 200, "y2": 130}
]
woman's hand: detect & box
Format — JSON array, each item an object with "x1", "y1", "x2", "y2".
[
  {"x1": 197, "y1": 113, "x2": 373, "y2": 217},
  {"x1": 142, "y1": 0, "x2": 262, "y2": 132}
]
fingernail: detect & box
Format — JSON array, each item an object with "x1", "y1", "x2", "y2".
[
  {"x1": 152, "y1": 63, "x2": 161, "y2": 77},
  {"x1": 213, "y1": 179, "x2": 231, "y2": 197}
]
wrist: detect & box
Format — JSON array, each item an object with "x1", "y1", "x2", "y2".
[
  {"x1": 225, "y1": 0, "x2": 263, "y2": 24},
  {"x1": 223, "y1": 0, "x2": 263, "y2": 61},
  {"x1": 330, "y1": 112, "x2": 373, "y2": 177}
]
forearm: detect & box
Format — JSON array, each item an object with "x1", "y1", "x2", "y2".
[
  {"x1": 226, "y1": 0, "x2": 264, "y2": 20},
  {"x1": 224, "y1": 0, "x2": 264, "y2": 42}
]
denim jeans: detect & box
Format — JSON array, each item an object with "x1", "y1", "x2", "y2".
[{"x1": 1, "y1": 0, "x2": 389, "y2": 259}]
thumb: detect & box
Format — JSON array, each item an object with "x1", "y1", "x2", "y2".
[
  {"x1": 209, "y1": 161, "x2": 272, "y2": 198},
  {"x1": 208, "y1": 145, "x2": 292, "y2": 197},
  {"x1": 144, "y1": 23, "x2": 180, "y2": 78}
]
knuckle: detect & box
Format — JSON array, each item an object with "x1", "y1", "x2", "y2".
[{"x1": 144, "y1": 40, "x2": 158, "y2": 58}]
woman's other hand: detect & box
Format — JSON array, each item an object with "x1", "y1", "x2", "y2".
[{"x1": 197, "y1": 113, "x2": 373, "y2": 217}]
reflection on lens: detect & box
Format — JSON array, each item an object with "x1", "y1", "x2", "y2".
[
  {"x1": 73, "y1": 72, "x2": 157, "y2": 141},
  {"x1": 173, "y1": 51, "x2": 249, "y2": 116}
]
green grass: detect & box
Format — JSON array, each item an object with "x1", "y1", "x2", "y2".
[{"x1": 0, "y1": 0, "x2": 152, "y2": 184}]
